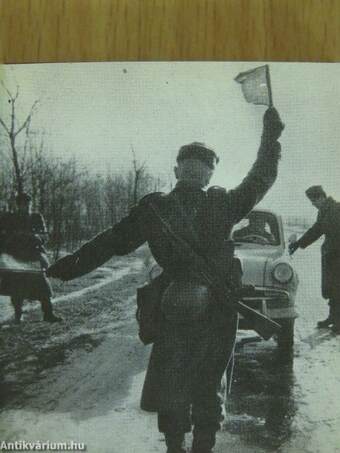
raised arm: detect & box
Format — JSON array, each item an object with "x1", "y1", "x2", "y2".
[{"x1": 227, "y1": 108, "x2": 284, "y2": 223}]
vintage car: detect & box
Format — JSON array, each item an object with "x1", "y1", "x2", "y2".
[
  {"x1": 231, "y1": 208, "x2": 299, "y2": 349},
  {"x1": 145, "y1": 208, "x2": 299, "y2": 350}
]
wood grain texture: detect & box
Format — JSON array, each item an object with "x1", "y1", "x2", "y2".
[{"x1": 0, "y1": 0, "x2": 339, "y2": 63}]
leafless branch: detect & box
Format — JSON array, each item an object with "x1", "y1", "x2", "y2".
[
  {"x1": 0, "y1": 80, "x2": 14, "y2": 100},
  {"x1": 0, "y1": 117, "x2": 9, "y2": 134},
  {"x1": 14, "y1": 100, "x2": 39, "y2": 137},
  {"x1": 14, "y1": 85, "x2": 19, "y2": 101},
  {"x1": 131, "y1": 144, "x2": 146, "y2": 173}
]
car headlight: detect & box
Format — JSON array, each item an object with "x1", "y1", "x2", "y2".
[{"x1": 273, "y1": 263, "x2": 293, "y2": 283}]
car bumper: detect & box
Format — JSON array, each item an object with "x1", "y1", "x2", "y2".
[{"x1": 238, "y1": 286, "x2": 298, "y2": 328}]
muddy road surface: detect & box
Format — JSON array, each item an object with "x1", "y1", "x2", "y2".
[{"x1": 1, "y1": 244, "x2": 340, "y2": 453}]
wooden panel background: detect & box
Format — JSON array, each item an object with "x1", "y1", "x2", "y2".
[{"x1": 0, "y1": 0, "x2": 339, "y2": 63}]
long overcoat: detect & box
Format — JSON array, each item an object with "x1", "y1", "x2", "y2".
[
  {"x1": 298, "y1": 197, "x2": 340, "y2": 299},
  {"x1": 47, "y1": 128, "x2": 281, "y2": 413}
]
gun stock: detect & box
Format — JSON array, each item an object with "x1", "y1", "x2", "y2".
[{"x1": 235, "y1": 300, "x2": 281, "y2": 340}]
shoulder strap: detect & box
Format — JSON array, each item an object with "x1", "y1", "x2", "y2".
[
  {"x1": 170, "y1": 192, "x2": 201, "y2": 247},
  {"x1": 148, "y1": 195, "x2": 231, "y2": 286},
  {"x1": 148, "y1": 198, "x2": 214, "y2": 284}
]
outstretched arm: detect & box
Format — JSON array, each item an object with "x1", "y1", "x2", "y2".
[
  {"x1": 47, "y1": 201, "x2": 148, "y2": 281},
  {"x1": 289, "y1": 217, "x2": 323, "y2": 255},
  {"x1": 227, "y1": 108, "x2": 284, "y2": 223}
]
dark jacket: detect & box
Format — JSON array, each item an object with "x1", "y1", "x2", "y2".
[
  {"x1": 0, "y1": 212, "x2": 47, "y2": 261},
  {"x1": 0, "y1": 211, "x2": 51, "y2": 300},
  {"x1": 47, "y1": 130, "x2": 281, "y2": 412},
  {"x1": 297, "y1": 197, "x2": 340, "y2": 299}
]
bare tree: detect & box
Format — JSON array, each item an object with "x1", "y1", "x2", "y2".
[
  {"x1": 0, "y1": 89, "x2": 166, "y2": 257},
  {"x1": 131, "y1": 145, "x2": 146, "y2": 205},
  {"x1": 0, "y1": 82, "x2": 38, "y2": 195},
  {"x1": 104, "y1": 172, "x2": 129, "y2": 224}
]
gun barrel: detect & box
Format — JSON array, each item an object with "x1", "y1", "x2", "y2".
[{"x1": 0, "y1": 267, "x2": 44, "y2": 275}]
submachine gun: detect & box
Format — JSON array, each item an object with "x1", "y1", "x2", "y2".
[{"x1": 149, "y1": 201, "x2": 281, "y2": 341}]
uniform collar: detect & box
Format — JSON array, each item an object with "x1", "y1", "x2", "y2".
[
  {"x1": 320, "y1": 197, "x2": 334, "y2": 214},
  {"x1": 174, "y1": 180, "x2": 205, "y2": 193}
]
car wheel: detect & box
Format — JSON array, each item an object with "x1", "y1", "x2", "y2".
[{"x1": 277, "y1": 318, "x2": 295, "y2": 352}]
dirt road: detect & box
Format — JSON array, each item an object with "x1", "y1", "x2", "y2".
[{"x1": 1, "y1": 243, "x2": 340, "y2": 453}]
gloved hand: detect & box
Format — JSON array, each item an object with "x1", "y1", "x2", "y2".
[
  {"x1": 288, "y1": 241, "x2": 299, "y2": 256},
  {"x1": 46, "y1": 254, "x2": 80, "y2": 281},
  {"x1": 263, "y1": 107, "x2": 285, "y2": 141}
]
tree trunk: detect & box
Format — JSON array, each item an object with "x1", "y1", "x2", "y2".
[{"x1": 10, "y1": 134, "x2": 23, "y2": 195}]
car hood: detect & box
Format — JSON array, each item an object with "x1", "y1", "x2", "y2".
[{"x1": 234, "y1": 245, "x2": 284, "y2": 286}]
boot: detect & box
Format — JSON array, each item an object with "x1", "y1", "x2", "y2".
[
  {"x1": 317, "y1": 317, "x2": 333, "y2": 328},
  {"x1": 331, "y1": 324, "x2": 340, "y2": 335},
  {"x1": 164, "y1": 432, "x2": 186, "y2": 453},
  {"x1": 43, "y1": 312, "x2": 63, "y2": 323},
  {"x1": 192, "y1": 428, "x2": 216, "y2": 453},
  {"x1": 11, "y1": 297, "x2": 23, "y2": 324},
  {"x1": 14, "y1": 309, "x2": 22, "y2": 324},
  {"x1": 41, "y1": 299, "x2": 63, "y2": 323}
]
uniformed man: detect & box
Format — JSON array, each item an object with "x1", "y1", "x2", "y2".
[
  {"x1": 47, "y1": 107, "x2": 284, "y2": 453},
  {"x1": 0, "y1": 192, "x2": 61, "y2": 323},
  {"x1": 289, "y1": 186, "x2": 340, "y2": 334}
]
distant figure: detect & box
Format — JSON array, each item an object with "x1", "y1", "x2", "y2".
[
  {"x1": 0, "y1": 192, "x2": 61, "y2": 323},
  {"x1": 233, "y1": 212, "x2": 275, "y2": 244},
  {"x1": 289, "y1": 186, "x2": 340, "y2": 334}
]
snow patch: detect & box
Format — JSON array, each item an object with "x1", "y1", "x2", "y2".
[{"x1": 0, "y1": 372, "x2": 163, "y2": 453}]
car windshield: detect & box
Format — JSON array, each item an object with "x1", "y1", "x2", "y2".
[{"x1": 231, "y1": 211, "x2": 280, "y2": 246}]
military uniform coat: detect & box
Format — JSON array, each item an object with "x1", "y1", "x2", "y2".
[
  {"x1": 0, "y1": 212, "x2": 51, "y2": 300},
  {"x1": 298, "y1": 197, "x2": 340, "y2": 299},
  {"x1": 48, "y1": 133, "x2": 281, "y2": 413}
]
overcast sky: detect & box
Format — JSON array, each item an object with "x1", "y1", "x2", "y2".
[{"x1": 1, "y1": 62, "x2": 340, "y2": 219}]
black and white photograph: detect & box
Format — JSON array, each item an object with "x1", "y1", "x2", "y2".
[{"x1": 0, "y1": 61, "x2": 340, "y2": 453}]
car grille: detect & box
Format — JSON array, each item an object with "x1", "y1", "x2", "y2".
[{"x1": 241, "y1": 286, "x2": 290, "y2": 310}]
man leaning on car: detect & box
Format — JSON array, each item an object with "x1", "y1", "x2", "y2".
[
  {"x1": 289, "y1": 186, "x2": 340, "y2": 335},
  {"x1": 47, "y1": 107, "x2": 284, "y2": 453}
]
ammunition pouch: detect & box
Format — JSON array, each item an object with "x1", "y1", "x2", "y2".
[
  {"x1": 136, "y1": 275, "x2": 166, "y2": 345},
  {"x1": 160, "y1": 278, "x2": 213, "y2": 324}
]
